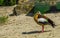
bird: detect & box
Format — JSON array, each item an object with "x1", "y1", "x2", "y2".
[{"x1": 34, "y1": 11, "x2": 56, "y2": 33}]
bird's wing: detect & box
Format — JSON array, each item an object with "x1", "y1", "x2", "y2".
[
  {"x1": 47, "y1": 18, "x2": 56, "y2": 28},
  {"x1": 41, "y1": 15, "x2": 56, "y2": 28}
]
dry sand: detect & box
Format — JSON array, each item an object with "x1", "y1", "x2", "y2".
[{"x1": 0, "y1": 13, "x2": 60, "y2": 38}]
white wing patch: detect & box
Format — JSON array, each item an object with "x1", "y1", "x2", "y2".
[{"x1": 38, "y1": 18, "x2": 48, "y2": 22}]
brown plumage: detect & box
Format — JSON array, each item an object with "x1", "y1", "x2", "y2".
[{"x1": 34, "y1": 11, "x2": 56, "y2": 32}]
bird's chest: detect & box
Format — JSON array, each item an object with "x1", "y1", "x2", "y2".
[
  {"x1": 37, "y1": 18, "x2": 48, "y2": 24},
  {"x1": 38, "y1": 18, "x2": 47, "y2": 22}
]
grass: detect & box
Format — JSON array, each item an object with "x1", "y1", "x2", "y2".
[
  {"x1": 0, "y1": 16, "x2": 8, "y2": 24},
  {"x1": 56, "y1": 2, "x2": 60, "y2": 9}
]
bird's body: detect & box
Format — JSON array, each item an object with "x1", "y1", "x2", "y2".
[
  {"x1": 38, "y1": 18, "x2": 48, "y2": 23},
  {"x1": 38, "y1": 18, "x2": 47, "y2": 22},
  {"x1": 34, "y1": 11, "x2": 56, "y2": 32}
]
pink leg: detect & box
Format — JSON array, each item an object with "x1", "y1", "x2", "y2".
[{"x1": 42, "y1": 25, "x2": 44, "y2": 33}]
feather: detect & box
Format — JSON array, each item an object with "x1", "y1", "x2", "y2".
[
  {"x1": 47, "y1": 18, "x2": 56, "y2": 28},
  {"x1": 34, "y1": 12, "x2": 56, "y2": 28},
  {"x1": 38, "y1": 15, "x2": 56, "y2": 28},
  {"x1": 38, "y1": 18, "x2": 48, "y2": 22}
]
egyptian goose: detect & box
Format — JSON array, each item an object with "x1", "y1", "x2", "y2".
[{"x1": 34, "y1": 11, "x2": 56, "y2": 32}]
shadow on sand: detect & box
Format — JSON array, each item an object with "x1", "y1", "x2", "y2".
[{"x1": 22, "y1": 30, "x2": 51, "y2": 34}]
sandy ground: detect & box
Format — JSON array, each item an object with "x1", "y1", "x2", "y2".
[
  {"x1": 0, "y1": 13, "x2": 60, "y2": 38},
  {"x1": 0, "y1": 5, "x2": 17, "y2": 16}
]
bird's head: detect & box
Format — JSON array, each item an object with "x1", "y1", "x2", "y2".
[{"x1": 36, "y1": 11, "x2": 42, "y2": 15}]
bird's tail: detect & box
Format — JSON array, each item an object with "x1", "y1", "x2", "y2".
[
  {"x1": 51, "y1": 23, "x2": 56, "y2": 28},
  {"x1": 47, "y1": 19, "x2": 56, "y2": 28}
]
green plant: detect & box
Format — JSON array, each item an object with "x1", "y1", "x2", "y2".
[
  {"x1": 0, "y1": 0, "x2": 16, "y2": 6},
  {"x1": 34, "y1": 2, "x2": 50, "y2": 14},
  {"x1": 0, "y1": 16, "x2": 8, "y2": 24},
  {"x1": 0, "y1": 0, "x2": 4, "y2": 5},
  {"x1": 56, "y1": 2, "x2": 60, "y2": 9},
  {"x1": 10, "y1": 0, "x2": 16, "y2": 6}
]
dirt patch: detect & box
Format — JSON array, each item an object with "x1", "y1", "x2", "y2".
[{"x1": 0, "y1": 6, "x2": 16, "y2": 16}]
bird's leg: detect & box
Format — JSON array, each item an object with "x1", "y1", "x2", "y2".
[{"x1": 42, "y1": 25, "x2": 44, "y2": 33}]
